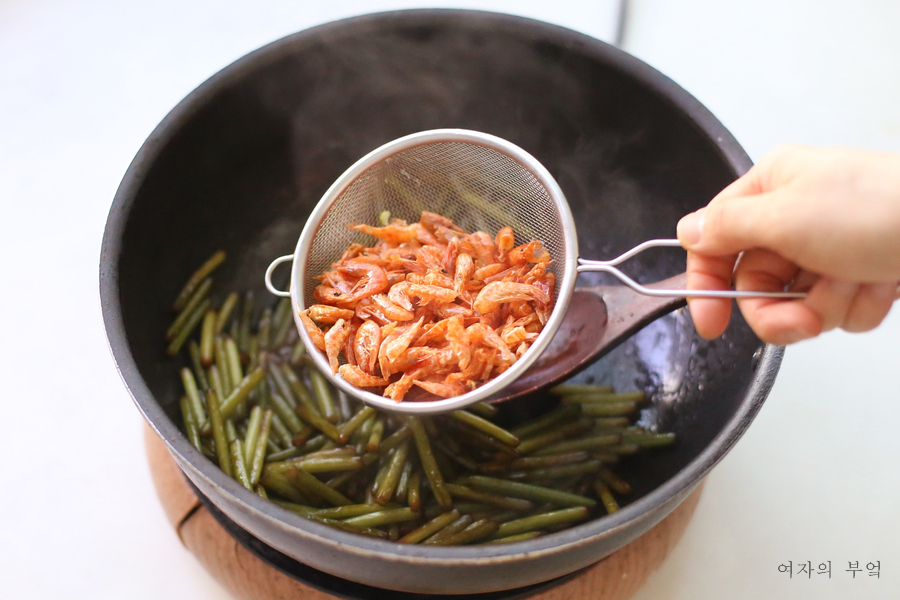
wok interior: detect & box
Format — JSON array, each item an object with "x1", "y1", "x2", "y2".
[{"x1": 118, "y1": 14, "x2": 765, "y2": 524}]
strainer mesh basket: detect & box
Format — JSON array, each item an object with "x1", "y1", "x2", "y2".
[{"x1": 303, "y1": 140, "x2": 568, "y2": 309}]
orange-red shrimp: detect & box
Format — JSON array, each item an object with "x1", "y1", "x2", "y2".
[
  {"x1": 473, "y1": 281, "x2": 550, "y2": 315},
  {"x1": 507, "y1": 312, "x2": 540, "y2": 330},
  {"x1": 414, "y1": 304, "x2": 438, "y2": 323},
  {"x1": 413, "y1": 379, "x2": 467, "y2": 398},
  {"x1": 377, "y1": 324, "x2": 405, "y2": 379},
  {"x1": 365, "y1": 245, "x2": 418, "y2": 261},
  {"x1": 314, "y1": 285, "x2": 347, "y2": 306},
  {"x1": 496, "y1": 226, "x2": 515, "y2": 259},
  {"x1": 469, "y1": 347, "x2": 493, "y2": 381},
  {"x1": 407, "y1": 283, "x2": 457, "y2": 304},
  {"x1": 384, "y1": 374, "x2": 415, "y2": 401},
  {"x1": 456, "y1": 236, "x2": 477, "y2": 259},
  {"x1": 352, "y1": 252, "x2": 412, "y2": 277},
  {"x1": 461, "y1": 285, "x2": 481, "y2": 304},
  {"x1": 386, "y1": 346, "x2": 446, "y2": 374},
  {"x1": 506, "y1": 301, "x2": 534, "y2": 318},
  {"x1": 445, "y1": 315, "x2": 471, "y2": 370},
  {"x1": 413, "y1": 223, "x2": 440, "y2": 247},
  {"x1": 319, "y1": 269, "x2": 353, "y2": 293},
  {"x1": 415, "y1": 245, "x2": 444, "y2": 273},
  {"x1": 469, "y1": 231, "x2": 497, "y2": 265},
  {"x1": 394, "y1": 258, "x2": 426, "y2": 275},
  {"x1": 388, "y1": 281, "x2": 414, "y2": 311},
  {"x1": 331, "y1": 261, "x2": 389, "y2": 306},
  {"x1": 499, "y1": 325, "x2": 528, "y2": 348},
  {"x1": 390, "y1": 280, "x2": 457, "y2": 308},
  {"x1": 478, "y1": 354, "x2": 496, "y2": 380},
  {"x1": 314, "y1": 268, "x2": 354, "y2": 305},
  {"x1": 384, "y1": 317, "x2": 425, "y2": 364},
  {"x1": 508, "y1": 240, "x2": 550, "y2": 265},
  {"x1": 532, "y1": 271, "x2": 556, "y2": 304},
  {"x1": 432, "y1": 303, "x2": 473, "y2": 319},
  {"x1": 478, "y1": 309, "x2": 502, "y2": 330},
  {"x1": 298, "y1": 310, "x2": 326, "y2": 351},
  {"x1": 385, "y1": 270, "x2": 407, "y2": 287},
  {"x1": 338, "y1": 364, "x2": 388, "y2": 388},
  {"x1": 442, "y1": 237, "x2": 459, "y2": 274},
  {"x1": 350, "y1": 223, "x2": 418, "y2": 243},
  {"x1": 405, "y1": 271, "x2": 454, "y2": 289},
  {"x1": 343, "y1": 320, "x2": 359, "y2": 367},
  {"x1": 482, "y1": 265, "x2": 527, "y2": 284},
  {"x1": 466, "y1": 322, "x2": 516, "y2": 366},
  {"x1": 448, "y1": 346, "x2": 494, "y2": 383},
  {"x1": 310, "y1": 212, "x2": 554, "y2": 401},
  {"x1": 380, "y1": 321, "x2": 398, "y2": 341},
  {"x1": 523, "y1": 262, "x2": 546, "y2": 285},
  {"x1": 420, "y1": 211, "x2": 464, "y2": 232},
  {"x1": 405, "y1": 346, "x2": 458, "y2": 380},
  {"x1": 354, "y1": 298, "x2": 385, "y2": 325},
  {"x1": 426, "y1": 270, "x2": 455, "y2": 288},
  {"x1": 532, "y1": 272, "x2": 556, "y2": 324},
  {"x1": 307, "y1": 304, "x2": 356, "y2": 324},
  {"x1": 414, "y1": 318, "x2": 449, "y2": 347},
  {"x1": 453, "y1": 253, "x2": 474, "y2": 297},
  {"x1": 433, "y1": 224, "x2": 464, "y2": 245},
  {"x1": 370, "y1": 294, "x2": 415, "y2": 321},
  {"x1": 472, "y1": 263, "x2": 504, "y2": 281},
  {"x1": 337, "y1": 243, "x2": 366, "y2": 264},
  {"x1": 353, "y1": 320, "x2": 381, "y2": 375},
  {"x1": 323, "y1": 318, "x2": 351, "y2": 373}
]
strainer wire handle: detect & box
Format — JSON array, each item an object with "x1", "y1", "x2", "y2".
[
  {"x1": 576, "y1": 239, "x2": 807, "y2": 299},
  {"x1": 265, "y1": 255, "x2": 293, "y2": 298}
]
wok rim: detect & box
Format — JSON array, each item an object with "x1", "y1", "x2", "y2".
[{"x1": 100, "y1": 7, "x2": 777, "y2": 568}]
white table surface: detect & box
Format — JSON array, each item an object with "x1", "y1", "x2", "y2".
[{"x1": 1, "y1": 1, "x2": 897, "y2": 598}]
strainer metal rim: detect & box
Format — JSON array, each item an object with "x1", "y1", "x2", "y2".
[{"x1": 289, "y1": 129, "x2": 579, "y2": 414}]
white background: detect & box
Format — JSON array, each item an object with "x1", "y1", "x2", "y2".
[{"x1": 1, "y1": 1, "x2": 898, "y2": 598}]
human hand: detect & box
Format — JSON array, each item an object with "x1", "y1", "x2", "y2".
[{"x1": 676, "y1": 144, "x2": 900, "y2": 345}]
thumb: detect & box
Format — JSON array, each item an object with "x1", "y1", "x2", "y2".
[{"x1": 677, "y1": 192, "x2": 779, "y2": 256}]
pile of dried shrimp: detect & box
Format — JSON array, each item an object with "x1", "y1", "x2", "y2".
[{"x1": 300, "y1": 211, "x2": 556, "y2": 401}]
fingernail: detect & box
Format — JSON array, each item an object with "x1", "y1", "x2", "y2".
[{"x1": 677, "y1": 210, "x2": 704, "y2": 247}]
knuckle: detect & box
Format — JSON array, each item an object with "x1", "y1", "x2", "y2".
[
  {"x1": 701, "y1": 201, "x2": 728, "y2": 242},
  {"x1": 766, "y1": 142, "x2": 805, "y2": 163},
  {"x1": 757, "y1": 144, "x2": 811, "y2": 191}
]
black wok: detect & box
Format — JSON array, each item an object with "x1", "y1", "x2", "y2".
[{"x1": 100, "y1": 9, "x2": 779, "y2": 594}]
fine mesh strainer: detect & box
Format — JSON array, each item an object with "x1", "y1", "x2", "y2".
[{"x1": 265, "y1": 129, "x2": 803, "y2": 414}]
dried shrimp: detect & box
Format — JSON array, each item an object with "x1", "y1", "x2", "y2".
[{"x1": 303, "y1": 212, "x2": 556, "y2": 401}]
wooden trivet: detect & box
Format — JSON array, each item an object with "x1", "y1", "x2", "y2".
[{"x1": 146, "y1": 426, "x2": 702, "y2": 599}]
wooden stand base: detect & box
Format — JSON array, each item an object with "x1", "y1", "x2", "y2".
[{"x1": 146, "y1": 426, "x2": 702, "y2": 599}]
